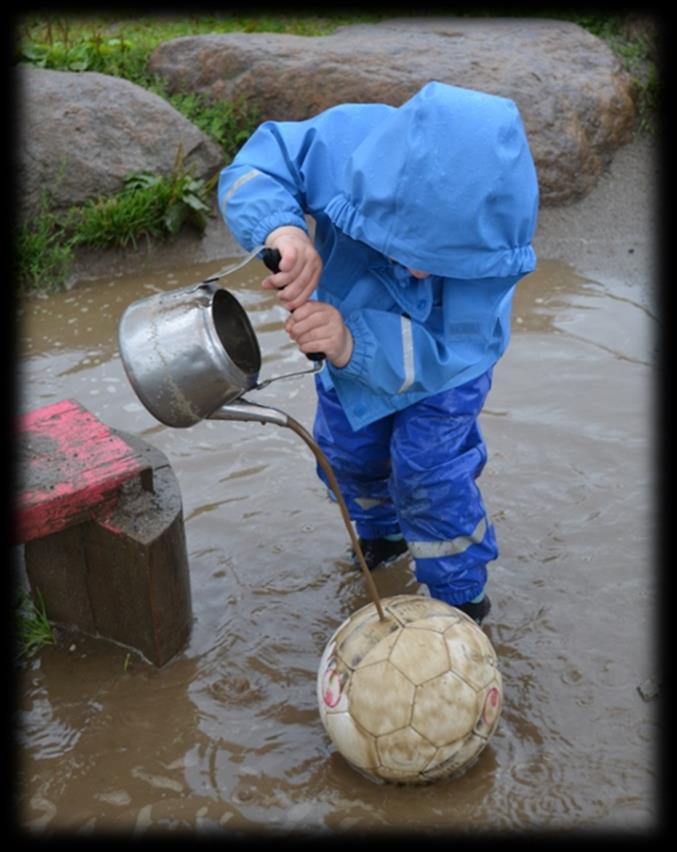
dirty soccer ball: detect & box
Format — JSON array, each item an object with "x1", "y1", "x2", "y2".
[{"x1": 317, "y1": 595, "x2": 502, "y2": 784}]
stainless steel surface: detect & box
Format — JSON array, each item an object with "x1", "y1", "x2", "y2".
[
  {"x1": 117, "y1": 282, "x2": 261, "y2": 428},
  {"x1": 209, "y1": 398, "x2": 290, "y2": 428},
  {"x1": 254, "y1": 359, "x2": 323, "y2": 390},
  {"x1": 202, "y1": 244, "x2": 266, "y2": 283}
]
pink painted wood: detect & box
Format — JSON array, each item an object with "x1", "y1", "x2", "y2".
[{"x1": 15, "y1": 399, "x2": 151, "y2": 544}]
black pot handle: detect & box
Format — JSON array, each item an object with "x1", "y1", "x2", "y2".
[{"x1": 261, "y1": 248, "x2": 326, "y2": 363}]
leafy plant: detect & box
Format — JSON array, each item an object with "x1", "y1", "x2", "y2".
[
  {"x1": 21, "y1": 34, "x2": 134, "y2": 72},
  {"x1": 14, "y1": 191, "x2": 76, "y2": 294},
  {"x1": 15, "y1": 146, "x2": 216, "y2": 293},
  {"x1": 71, "y1": 147, "x2": 214, "y2": 250},
  {"x1": 15, "y1": 589, "x2": 55, "y2": 660},
  {"x1": 166, "y1": 90, "x2": 260, "y2": 160}
]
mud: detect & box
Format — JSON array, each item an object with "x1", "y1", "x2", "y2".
[{"x1": 13, "y1": 135, "x2": 659, "y2": 835}]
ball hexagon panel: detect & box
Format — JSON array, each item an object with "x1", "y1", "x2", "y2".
[
  {"x1": 422, "y1": 732, "x2": 488, "y2": 781},
  {"x1": 335, "y1": 610, "x2": 400, "y2": 670},
  {"x1": 412, "y1": 670, "x2": 479, "y2": 747},
  {"x1": 357, "y1": 628, "x2": 401, "y2": 669},
  {"x1": 349, "y1": 660, "x2": 415, "y2": 736},
  {"x1": 386, "y1": 595, "x2": 459, "y2": 626},
  {"x1": 376, "y1": 725, "x2": 438, "y2": 775},
  {"x1": 388, "y1": 626, "x2": 450, "y2": 685},
  {"x1": 406, "y1": 615, "x2": 461, "y2": 633},
  {"x1": 323, "y1": 710, "x2": 380, "y2": 771},
  {"x1": 444, "y1": 623, "x2": 498, "y2": 692}
]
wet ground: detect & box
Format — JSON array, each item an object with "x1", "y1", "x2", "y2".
[{"x1": 13, "y1": 138, "x2": 660, "y2": 836}]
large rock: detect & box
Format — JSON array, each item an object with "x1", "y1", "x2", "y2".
[
  {"x1": 149, "y1": 17, "x2": 637, "y2": 205},
  {"x1": 16, "y1": 66, "x2": 224, "y2": 221}
]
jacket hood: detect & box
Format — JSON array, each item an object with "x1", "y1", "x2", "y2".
[{"x1": 325, "y1": 81, "x2": 539, "y2": 279}]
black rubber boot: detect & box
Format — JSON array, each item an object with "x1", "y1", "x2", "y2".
[
  {"x1": 353, "y1": 536, "x2": 409, "y2": 571},
  {"x1": 456, "y1": 595, "x2": 492, "y2": 625}
]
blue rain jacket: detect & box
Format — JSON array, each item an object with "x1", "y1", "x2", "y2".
[{"x1": 218, "y1": 81, "x2": 539, "y2": 430}]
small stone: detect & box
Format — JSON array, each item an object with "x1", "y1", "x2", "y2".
[{"x1": 637, "y1": 675, "x2": 660, "y2": 701}]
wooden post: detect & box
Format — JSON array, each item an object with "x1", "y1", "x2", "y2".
[{"x1": 15, "y1": 400, "x2": 192, "y2": 667}]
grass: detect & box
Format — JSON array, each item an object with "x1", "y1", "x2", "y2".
[
  {"x1": 15, "y1": 148, "x2": 215, "y2": 295},
  {"x1": 15, "y1": 589, "x2": 55, "y2": 660},
  {"x1": 15, "y1": 191, "x2": 76, "y2": 295},
  {"x1": 14, "y1": 11, "x2": 659, "y2": 294},
  {"x1": 15, "y1": 13, "x2": 385, "y2": 90},
  {"x1": 165, "y1": 91, "x2": 261, "y2": 162},
  {"x1": 73, "y1": 148, "x2": 215, "y2": 249}
]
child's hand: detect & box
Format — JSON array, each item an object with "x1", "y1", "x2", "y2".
[
  {"x1": 284, "y1": 301, "x2": 353, "y2": 367},
  {"x1": 263, "y1": 226, "x2": 322, "y2": 311}
]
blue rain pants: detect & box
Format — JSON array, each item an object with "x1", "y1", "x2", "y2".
[{"x1": 312, "y1": 369, "x2": 498, "y2": 606}]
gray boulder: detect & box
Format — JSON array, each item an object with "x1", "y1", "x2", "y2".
[
  {"x1": 149, "y1": 17, "x2": 637, "y2": 205},
  {"x1": 16, "y1": 66, "x2": 224, "y2": 221}
]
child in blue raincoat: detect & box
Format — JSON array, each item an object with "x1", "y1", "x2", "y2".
[{"x1": 218, "y1": 81, "x2": 539, "y2": 623}]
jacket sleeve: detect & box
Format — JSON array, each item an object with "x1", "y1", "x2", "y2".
[
  {"x1": 218, "y1": 104, "x2": 390, "y2": 250},
  {"x1": 218, "y1": 121, "x2": 311, "y2": 250},
  {"x1": 218, "y1": 105, "x2": 368, "y2": 251}
]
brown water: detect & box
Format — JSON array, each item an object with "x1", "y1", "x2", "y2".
[{"x1": 14, "y1": 256, "x2": 659, "y2": 835}]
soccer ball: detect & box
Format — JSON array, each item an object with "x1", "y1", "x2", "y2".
[{"x1": 317, "y1": 595, "x2": 502, "y2": 784}]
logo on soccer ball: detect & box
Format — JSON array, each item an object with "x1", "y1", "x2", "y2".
[
  {"x1": 321, "y1": 663, "x2": 344, "y2": 708},
  {"x1": 482, "y1": 686, "x2": 501, "y2": 726}
]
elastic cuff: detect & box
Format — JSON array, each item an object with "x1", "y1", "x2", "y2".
[
  {"x1": 331, "y1": 313, "x2": 377, "y2": 381},
  {"x1": 251, "y1": 212, "x2": 308, "y2": 247}
]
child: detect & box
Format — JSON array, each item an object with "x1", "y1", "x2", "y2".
[{"x1": 218, "y1": 81, "x2": 539, "y2": 623}]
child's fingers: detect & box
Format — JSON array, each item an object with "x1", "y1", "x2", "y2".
[
  {"x1": 277, "y1": 242, "x2": 298, "y2": 273},
  {"x1": 287, "y1": 300, "x2": 325, "y2": 323},
  {"x1": 281, "y1": 266, "x2": 322, "y2": 310}
]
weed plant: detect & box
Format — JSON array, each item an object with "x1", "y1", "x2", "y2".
[
  {"x1": 14, "y1": 589, "x2": 55, "y2": 660},
  {"x1": 15, "y1": 149, "x2": 215, "y2": 295},
  {"x1": 73, "y1": 148, "x2": 215, "y2": 249},
  {"x1": 15, "y1": 193, "x2": 75, "y2": 294},
  {"x1": 166, "y1": 91, "x2": 260, "y2": 161}
]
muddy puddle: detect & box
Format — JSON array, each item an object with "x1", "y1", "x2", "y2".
[{"x1": 13, "y1": 254, "x2": 659, "y2": 835}]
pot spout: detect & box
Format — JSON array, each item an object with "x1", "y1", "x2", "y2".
[{"x1": 208, "y1": 399, "x2": 289, "y2": 428}]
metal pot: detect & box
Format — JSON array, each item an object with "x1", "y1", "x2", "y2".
[
  {"x1": 118, "y1": 281, "x2": 321, "y2": 429},
  {"x1": 118, "y1": 281, "x2": 263, "y2": 428}
]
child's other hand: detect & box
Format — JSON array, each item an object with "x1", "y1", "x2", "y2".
[
  {"x1": 262, "y1": 226, "x2": 322, "y2": 311},
  {"x1": 284, "y1": 302, "x2": 353, "y2": 368}
]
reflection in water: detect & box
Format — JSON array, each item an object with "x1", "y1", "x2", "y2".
[{"x1": 15, "y1": 258, "x2": 658, "y2": 833}]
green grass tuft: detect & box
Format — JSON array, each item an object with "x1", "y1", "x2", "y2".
[
  {"x1": 15, "y1": 589, "x2": 55, "y2": 660},
  {"x1": 15, "y1": 148, "x2": 215, "y2": 293}
]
